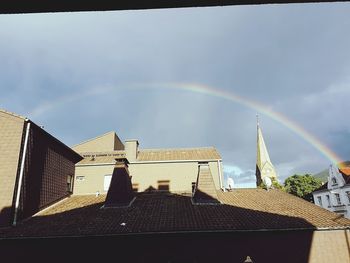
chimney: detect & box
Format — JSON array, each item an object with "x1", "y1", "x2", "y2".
[
  {"x1": 192, "y1": 162, "x2": 220, "y2": 204},
  {"x1": 103, "y1": 158, "x2": 135, "y2": 208},
  {"x1": 125, "y1": 139, "x2": 139, "y2": 162}
]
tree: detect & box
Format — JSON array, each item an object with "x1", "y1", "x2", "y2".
[{"x1": 284, "y1": 174, "x2": 323, "y2": 200}]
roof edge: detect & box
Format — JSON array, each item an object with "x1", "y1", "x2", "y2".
[
  {"x1": 0, "y1": 109, "x2": 27, "y2": 120},
  {"x1": 30, "y1": 121, "x2": 82, "y2": 162},
  {"x1": 5, "y1": 226, "x2": 350, "y2": 241}
]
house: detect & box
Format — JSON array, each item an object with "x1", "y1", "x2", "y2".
[
  {"x1": 0, "y1": 158, "x2": 349, "y2": 262},
  {"x1": 0, "y1": 109, "x2": 82, "y2": 227},
  {"x1": 312, "y1": 163, "x2": 350, "y2": 219},
  {"x1": 72, "y1": 131, "x2": 223, "y2": 195},
  {"x1": 1, "y1": 113, "x2": 350, "y2": 262}
]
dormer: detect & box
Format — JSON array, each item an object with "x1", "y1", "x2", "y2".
[{"x1": 327, "y1": 164, "x2": 345, "y2": 190}]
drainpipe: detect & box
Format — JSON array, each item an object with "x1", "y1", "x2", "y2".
[
  {"x1": 13, "y1": 121, "x2": 31, "y2": 226},
  {"x1": 217, "y1": 160, "x2": 224, "y2": 191}
]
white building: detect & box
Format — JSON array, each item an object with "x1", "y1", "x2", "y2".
[{"x1": 312, "y1": 164, "x2": 350, "y2": 219}]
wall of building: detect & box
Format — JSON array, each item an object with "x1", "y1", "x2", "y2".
[
  {"x1": 74, "y1": 164, "x2": 115, "y2": 195},
  {"x1": 74, "y1": 161, "x2": 222, "y2": 195},
  {"x1": 0, "y1": 112, "x2": 25, "y2": 226},
  {"x1": 18, "y1": 123, "x2": 80, "y2": 220},
  {"x1": 308, "y1": 229, "x2": 350, "y2": 263},
  {"x1": 73, "y1": 132, "x2": 124, "y2": 153},
  {"x1": 313, "y1": 185, "x2": 350, "y2": 219}
]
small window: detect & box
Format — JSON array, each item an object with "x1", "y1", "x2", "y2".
[
  {"x1": 132, "y1": 183, "x2": 139, "y2": 192},
  {"x1": 346, "y1": 191, "x2": 350, "y2": 204},
  {"x1": 76, "y1": 176, "x2": 85, "y2": 181},
  {"x1": 326, "y1": 195, "x2": 331, "y2": 207},
  {"x1": 331, "y1": 177, "x2": 338, "y2": 185},
  {"x1": 157, "y1": 180, "x2": 170, "y2": 191},
  {"x1": 317, "y1": 196, "x2": 323, "y2": 207},
  {"x1": 67, "y1": 175, "x2": 73, "y2": 193},
  {"x1": 104, "y1": 174, "x2": 112, "y2": 191},
  {"x1": 335, "y1": 193, "x2": 342, "y2": 205}
]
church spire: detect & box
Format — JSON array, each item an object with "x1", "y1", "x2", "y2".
[{"x1": 255, "y1": 115, "x2": 277, "y2": 187}]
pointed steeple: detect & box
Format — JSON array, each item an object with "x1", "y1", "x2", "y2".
[{"x1": 256, "y1": 115, "x2": 277, "y2": 187}]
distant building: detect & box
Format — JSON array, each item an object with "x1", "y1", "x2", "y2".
[
  {"x1": 312, "y1": 163, "x2": 350, "y2": 219},
  {"x1": 0, "y1": 109, "x2": 82, "y2": 227},
  {"x1": 1, "y1": 113, "x2": 350, "y2": 262},
  {"x1": 255, "y1": 118, "x2": 278, "y2": 186},
  {"x1": 72, "y1": 131, "x2": 223, "y2": 195},
  {"x1": 1, "y1": 172, "x2": 350, "y2": 262}
]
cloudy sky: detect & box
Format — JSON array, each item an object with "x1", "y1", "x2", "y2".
[{"x1": 1, "y1": 3, "x2": 350, "y2": 187}]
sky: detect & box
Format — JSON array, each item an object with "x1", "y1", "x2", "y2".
[{"x1": 1, "y1": 3, "x2": 350, "y2": 187}]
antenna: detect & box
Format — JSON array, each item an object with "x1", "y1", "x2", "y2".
[
  {"x1": 263, "y1": 176, "x2": 272, "y2": 190},
  {"x1": 256, "y1": 114, "x2": 259, "y2": 127},
  {"x1": 227, "y1": 177, "x2": 234, "y2": 191}
]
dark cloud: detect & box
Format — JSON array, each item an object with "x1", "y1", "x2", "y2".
[{"x1": 1, "y1": 3, "x2": 350, "y2": 186}]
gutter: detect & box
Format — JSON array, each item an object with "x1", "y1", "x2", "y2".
[
  {"x1": 129, "y1": 159, "x2": 222, "y2": 164},
  {"x1": 2, "y1": 226, "x2": 349, "y2": 241},
  {"x1": 13, "y1": 120, "x2": 31, "y2": 226}
]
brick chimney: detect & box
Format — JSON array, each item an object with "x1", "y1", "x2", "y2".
[
  {"x1": 124, "y1": 139, "x2": 139, "y2": 162},
  {"x1": 103, "y1": 158, "x2": 135, "y2": 208},
  {"x1": 192, "y1": 162, "x2": 220, "y2": 204}
]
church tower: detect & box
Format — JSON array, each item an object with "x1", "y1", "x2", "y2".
[{"x1": 256, "y1": 116, "x2": 278, "y2": 187}]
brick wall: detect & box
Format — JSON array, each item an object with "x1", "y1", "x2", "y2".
[
  {"x1": 18, "y1": 124, "x2": 79, "y2": 220},
  {"x1": 0, "y1": 112, "x2": 25, "y2": 226}
]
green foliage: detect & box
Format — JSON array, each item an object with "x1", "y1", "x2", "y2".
[{"x1": 284, "y1": 174, "x2": 323, "y2": 200}]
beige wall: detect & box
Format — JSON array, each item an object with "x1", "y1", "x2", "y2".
[
  {"x1": 73, "y1": 132, "x2": 123, "y2": 153},
  {"x1": 74, "y1": 164, "x2": 115, "y2": 194},
  {"x1": 0, "y1": 112, "x2": 25, "y2": 225},
  {"x1": 309, "y1": 229, "x2": 350, "y2": 262},
  {"x1": 73, "y1": 161, "x2": 221, "y2": 195},
  {"x1": 128, "y1": 161, "x2": 221, "y2": 192}
]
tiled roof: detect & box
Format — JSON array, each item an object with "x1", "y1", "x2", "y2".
[
  {"x1": 1, "y1": 189, "x2": 349, "y2": 238},
  {"x1": 76, "y1": 148, "x2": 221, "y2": 165},
  {"x1": 137, "y1": 147, "x2": 221, "y2": 162}
]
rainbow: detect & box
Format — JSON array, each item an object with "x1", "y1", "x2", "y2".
[
  {"x1": 29, "y1": 82, "x2": 343, "y2": 166},
  {"x1": 144, "y1": 82, "x2": 343, "y2": 166}
]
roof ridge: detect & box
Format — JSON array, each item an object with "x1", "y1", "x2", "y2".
[
  {"x1": 0, "y1": 108, "x2": 26, "y2": 120},
  {"x1": 79, "y1": 150, "x2": 125, "y2": 155},
  {"x1": 140, "y1": 146, "x2": 217, "y2": 152},
  {"x1": 72, "y1": 131, "x2": 117, "y2": 148}
]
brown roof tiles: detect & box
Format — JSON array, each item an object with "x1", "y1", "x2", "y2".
[
  {"x1": 76, "y1": 147, "x2": 221, "y2": 165},
  {"x1": 1, "y1": 189, "x2": 349, "y2": 238},
  {"x1": 137, "y1": 147, "x2": 221, "y2": 162}
]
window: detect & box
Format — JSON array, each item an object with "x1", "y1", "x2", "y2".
[
  {"x1": 317, "y1": 196, "x2": 322, "y2": 207},
  {"x1": 331, "y1": 177, "x2": 338, "y2": 185},
  {"x1": 335, "y1": 193, "x2": 341, "y2": 205},
  {"x1": 326, "y1": 195, "x2": 331, "y2": 207},
  {"x1": 76, "y1": 176, "x2": 85, "y2": 181},
  {"x1": 157, "y1": 180, "x2": 170, "y2": 191},
  {"x1": 67, "y1": 175, "x2": 73, "y2": 193},
  {"x1": 104, "y1": 174, "x2": 112, "y2": 191},
  {"x1": 132, "y1": 183, "x2": 139, "y2": 192},
  {"x1": 347, "y1": 191, "x2": 350, "y2": 204}
]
